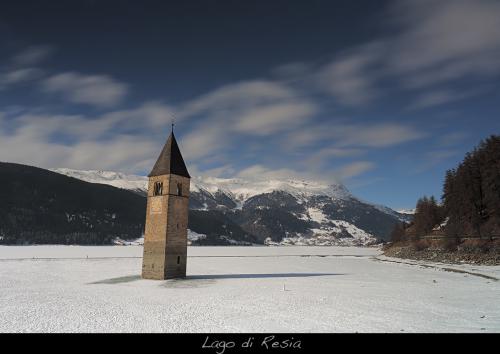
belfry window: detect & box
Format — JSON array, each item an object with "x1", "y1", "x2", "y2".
[
  {"x1": 176, "y1": 183, "x2": 182, "y2": 196},
  {"x1": 153, "y1": 182, "x2": 163, "y2": 196}
]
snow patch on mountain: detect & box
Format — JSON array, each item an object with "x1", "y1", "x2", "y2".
[
  {"x1": 307, "y1": 207, "x2": 329, "y2": 224},
  {"x1": 191, "y1": 175, "x2": 353, "y2": 202},
  {"x1": 112, "y1": 230, "x2": 206, "y2": 246},
  {"x1": 53, "y1": 168, "x2": 148, "y2": 192},
  {"x1": 266, "y1": 219, "x2": 377, "y2": 246},
  {"x1": 187, "y1": 229, "x2": 207, "y2": 242},
  {"x1": 113, "y1": 236, "x2": 144, "y2": 246},
  {"x1": 397, "y1": 208, "x2": 416, "y2": 215},
  {"x1": 369, "y1": 203, "x2": 413, "y2": 223}
]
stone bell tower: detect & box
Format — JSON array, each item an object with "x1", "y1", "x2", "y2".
[{"x1": 142, "y1": 128, "x2": 190, "y2": 280}]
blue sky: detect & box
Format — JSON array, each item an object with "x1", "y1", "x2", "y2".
[{"x1": 1, "y1": 0, "x2": 499, "y2": 210}]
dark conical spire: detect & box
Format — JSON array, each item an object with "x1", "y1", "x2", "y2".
[{"x1": 148, "y1": 132, "x2": 190, "y2": 178}]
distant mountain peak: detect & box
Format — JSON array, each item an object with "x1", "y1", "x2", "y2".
[
  {"x1": 397, "y1": 208, "x2": 416, "y2": 215},
  {"x1": 51, "y1": 168, "x2": 148, "y2": 193},
  {"x1": 191, "y1": 175, "x2": 353, "y2": 202}
]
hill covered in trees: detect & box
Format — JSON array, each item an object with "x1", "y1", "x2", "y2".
[
  {"x1": 386, "y1": 135, "x2": 500, "y2": 264},
  {"x1": 0, "y1": 162, "x2": 146, "y2": 244},
  {"x1": 443, "y1": 135, "x2": 500, "y2": 239}
]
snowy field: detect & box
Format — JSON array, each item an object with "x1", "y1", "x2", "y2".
[{"x1": 0, "y1": 245, "x2": 499, "y2": 333}]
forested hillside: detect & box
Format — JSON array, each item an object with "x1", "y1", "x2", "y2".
[
  {"x1": 0, "y1": 162, "x2": 146, "y2": 244},
  {"x1": 386, "y1": 135, "x2": 500, "y2": 264}
]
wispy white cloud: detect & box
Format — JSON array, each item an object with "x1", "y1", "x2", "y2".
[
  {"x1": 1, "y1": 68, "x2": 44, "y2": 85},
  {"x1": 175, "y1": 80, "x2": 318, "y2": 160},
  {"x1": 179, "y1": 80, "x2": 296, "y2": 118},
  {"x1": 271, "y1": 62, "x2": 314, "y2": 82},
  {"x1": 388, "y1": 0, "x2": 500, "y2": 80},
  {"x1": 303, "y1": 147, "x2": 366, "y2": 171},
  {"x1": 0, "y1": 68, "x2": 44, "y2": 89},
  {"x1": 9, "y1": 1, "x2": 497, "y2": 189},
  {"x1": 284, "y1": 121, "x2": 425, "y2": 151},
  {"x1": 12, "y1": 45, "x2": 53, "y2": 66},
  {"x1": 233, "y1": 101, "x2": 316, "y2": 135},
  {"x1": 333, "y1": 123, "x2": 426, "y2": 148},
  {"x1": 413, "y1": 149, "x2": 460, "y2": 173},
  {"x1": 97, "y1": 101, "x2": 177, "y2": 131},
  {"x1": 181, "y1": 123, "x2": 226, "y2": 161},
  {"x1": 236, "y1": 164, "x2": 303, "y2": 180},
  {"x1": 334, "y1": 161, "x2": 375, "y2": 180},
  {"x1": 407, "y1": 87, "x2": 487, "y2": 110},
  {"x1": 234, "y1": 160, "x2": 375, "y2": 183},
  {"x1": 41, "y1": 72, "x2": 129, "y2": 107},
  {"x1": 3, "y1": 18, "x2": 452, "y2": 184},
  {"x1": 0, "y1": 45, "x2": 53, "y2": 89},
  {"x1": 0, "y1": 102, "x2": 174, "y2": 173},
  {"x1": 293, "y1": 0, "x2": 500, "y2": 108},
  {"x1": 316, "y1": 42, "x2": 385, "y2": 105},
  {"x1": 437, "y1": 132, "x2": 468, "y2": 147},
  {"x1": 408, "y1": 90, "x2": 467, "y2": 110},
  {"x1": 173, "y1": 74, "x2": 426, "y2": 177},
  {"x1": 190, "y1": 164, "x2": 237, "y2": 179}
]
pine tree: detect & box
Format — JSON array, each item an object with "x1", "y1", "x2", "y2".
[
  {"x1": 480, "y1": 135, "x2": 500, "y2": 239},
  {"x1": 413, "y1": 195, "x2": 444, "y2": 238},
  {"x1": 389, "y1": 222, "x2": 406, "y2": 243}
]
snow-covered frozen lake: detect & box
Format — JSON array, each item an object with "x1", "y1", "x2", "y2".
[{"x1": 0, "y1": 245, "x2": 499, "y2": 333}]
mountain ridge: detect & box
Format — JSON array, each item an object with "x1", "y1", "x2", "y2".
[{"x1": 52, "y1": 167, "x2": 411, "y2": 245}]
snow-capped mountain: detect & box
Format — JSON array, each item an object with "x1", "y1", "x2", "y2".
[
  {"x1": 52, "y1": 168, "x2": 410, "y2": 246},
  {"x1": 53, "y1": 168, "x2": 148, "y2": 194},
  {"x1": 52, "y1": 168, "x2": 352, "y2": 201},
  {"x1": 397, "y1": 208, "x2": 416, "y2": 215},
  {"x1": 191, "y1": 176, "x2": 353, "y2": 202}
]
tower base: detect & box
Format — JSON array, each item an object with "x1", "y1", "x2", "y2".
[{"x1": 141, "y1": 254, "x2": 187, "y2": 280}]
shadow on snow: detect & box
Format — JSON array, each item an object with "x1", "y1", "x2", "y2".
[
  {"x1": 90, "y1": 272, "x2": 342, "y2": 285},
  {"x1": 186, "y1": 273, "x2": 343, "y2": 280}
]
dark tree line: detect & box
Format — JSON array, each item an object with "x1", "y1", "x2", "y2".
[
  {"x1": 413, "y1": 196, "x2": 444, "y2": 238},
  {"x1": 443, "y1": 135, "x2": 500, "y2": 240},
  {"x1": 391, "y1": 135, "x2": 500, "y2": 243},
  {"x1": 390, "y1": 196, "x2": 444, "y2": 242}
]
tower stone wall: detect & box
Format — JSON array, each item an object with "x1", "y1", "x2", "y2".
[{"x1": 141, "y1": 132, "x2": 190, "y2": 280}]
